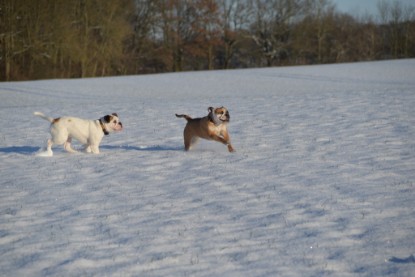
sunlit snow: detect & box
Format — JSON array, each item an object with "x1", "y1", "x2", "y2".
[{"x1": 1, "y1": 60, "x2": 414, "y2": 276}]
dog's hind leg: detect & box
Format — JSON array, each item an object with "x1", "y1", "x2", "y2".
[
  {"x1": 36, "y1": 139, "x2": 54, "y2": 157},
  {"x1": 184, "y1": 137, "x2": 191, "y2": 151},
  {"x1": 46, "y1": 139, "x2": 53, "y2": 152},
  {"x1": 84, "y1": 145, "x2": 92, "y2": 153},
  {"x1": 184, "y1": 136, "x2": 199, "y2": 151},
  {"x1": 64, "y1": 137, "x2": 78, "y2": 153},
  {"x1": 183, "y1": 127, "x2": 198, "y2": 151}
]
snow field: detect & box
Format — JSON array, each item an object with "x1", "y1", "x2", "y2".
[{"x1": 0, "y1": 59, "x2": 414, "y2": 276}]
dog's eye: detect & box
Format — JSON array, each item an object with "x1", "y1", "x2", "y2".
[{"x1": 113, "y1": 120, "x2": 117, "y2": 123}]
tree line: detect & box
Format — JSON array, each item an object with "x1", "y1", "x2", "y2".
[{"x1": 1, "y1": 0, "x2": 414, "y2": 81}]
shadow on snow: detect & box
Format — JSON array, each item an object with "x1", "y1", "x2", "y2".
[
  {"x1": 0, "y1": 145, "x2": 183, "y2": 155},
  {"x1": 0, "y1": 146, "x2": 40, "y2": 154},
  {"x1": 388, "y1": 255, "x2": 415, "y2": 264},
  {"x1": 94, "y1": 144, "x2": 183, "y2": 152}
]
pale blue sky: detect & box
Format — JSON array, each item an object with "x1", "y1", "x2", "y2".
[{"x1": 332, "y1": 0, "x2": 414, "y2": 16}]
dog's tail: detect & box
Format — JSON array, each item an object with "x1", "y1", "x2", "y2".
[
  {"x1": 175, "y1": 114, "x2": 192, "y2": 121},
  {"x1": 34, "y1": 112, "x2": 54, "y2": 123}
]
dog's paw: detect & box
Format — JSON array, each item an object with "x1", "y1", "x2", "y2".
[{"x1": 35, "y1": 148, "x2": 53, "y2": 157}]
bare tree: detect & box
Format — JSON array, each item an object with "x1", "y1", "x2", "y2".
[
  {"x1": 126, "y1": 0, "x2": 161, "y2": 73},
  {"x1": 218, "y1": 0, "x2": 252, "y2": 69},
  {"x1": 1, "y1": 0, "x2": 415, "y2": 80},
  {"x1": 159, "y1": 0, "x2": 196, "y2": 71},
  {"x1": 250, "y1": 0, "x2": 305, "y2": 66},
  {"x1": 65, "y1": 0, "x2": 132, "y2": 77},
  {"x1": 377, "y1": 0, "x2": 415, "y2": 58},
  {"x1": 0, "y1": 0, "x2": 27, "y2": 80}
]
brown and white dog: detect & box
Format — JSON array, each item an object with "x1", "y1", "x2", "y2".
[
  {"x1": 34, "y1": 112, "x2": 123, "y2": 156},
  {"x1": 176, "y1": 106, "x2": 234, "y2": 152}
]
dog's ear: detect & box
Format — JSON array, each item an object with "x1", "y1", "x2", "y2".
[
  {"x1": 112, "y1": 113, "x2": 118, "y2": 117},
  {"x1": 208, "y1": 107, "x2": 214, "y2": 113},
  {"x1": 104, "y1": 115, "x2": 112, "y2": 123}
]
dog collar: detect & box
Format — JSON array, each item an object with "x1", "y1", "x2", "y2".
[{"x1": 99, "y1": 119, "x2": 110, "y2": 135}]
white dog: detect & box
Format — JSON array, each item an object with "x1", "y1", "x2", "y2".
[{"x1": 34, "y1": 112, "x2": 123, "y2": 156}]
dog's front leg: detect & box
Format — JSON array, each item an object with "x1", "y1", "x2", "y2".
[
  {"x1": 90, "y1": 145, "x2": 100, "y2": 154},
  {"x1": 64, "y1": 138, "x2": 78, "y2": 153},
  {"x1": 220, "y1": 132, "x2": 235, "y2": 152},
  {"x1": 210, "y1": 133, "x2": 234, "y2": 152}
]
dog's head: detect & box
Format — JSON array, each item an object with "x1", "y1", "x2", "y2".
[
  {"x1": 208, "y1": 106, "x2": 230, "y2": 125},
  {"x1": 100, "y1": 113, "x2": 123, "y2": 133}
]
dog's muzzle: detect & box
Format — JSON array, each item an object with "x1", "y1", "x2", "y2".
[{"x1": 209, "y1": 111, "x2": 222, "y2": 126}]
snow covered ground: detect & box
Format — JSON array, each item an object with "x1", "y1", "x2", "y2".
[{"x1": 1, "y1": 59, "x2": 414, "y2": 276}]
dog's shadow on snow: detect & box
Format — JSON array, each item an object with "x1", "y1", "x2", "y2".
[
  {"x1": 0, "y1": 145, "x2": 182, "y2": 155},
  {"x1": 100, "y1": 145, "x2": 183, "y2": 152},
  {"x1": 388, "y1": 255, "x2": 415, "y2": 264},
  {"x1": 0, "y1": 146, "x2": 40, "y2": 155}
]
